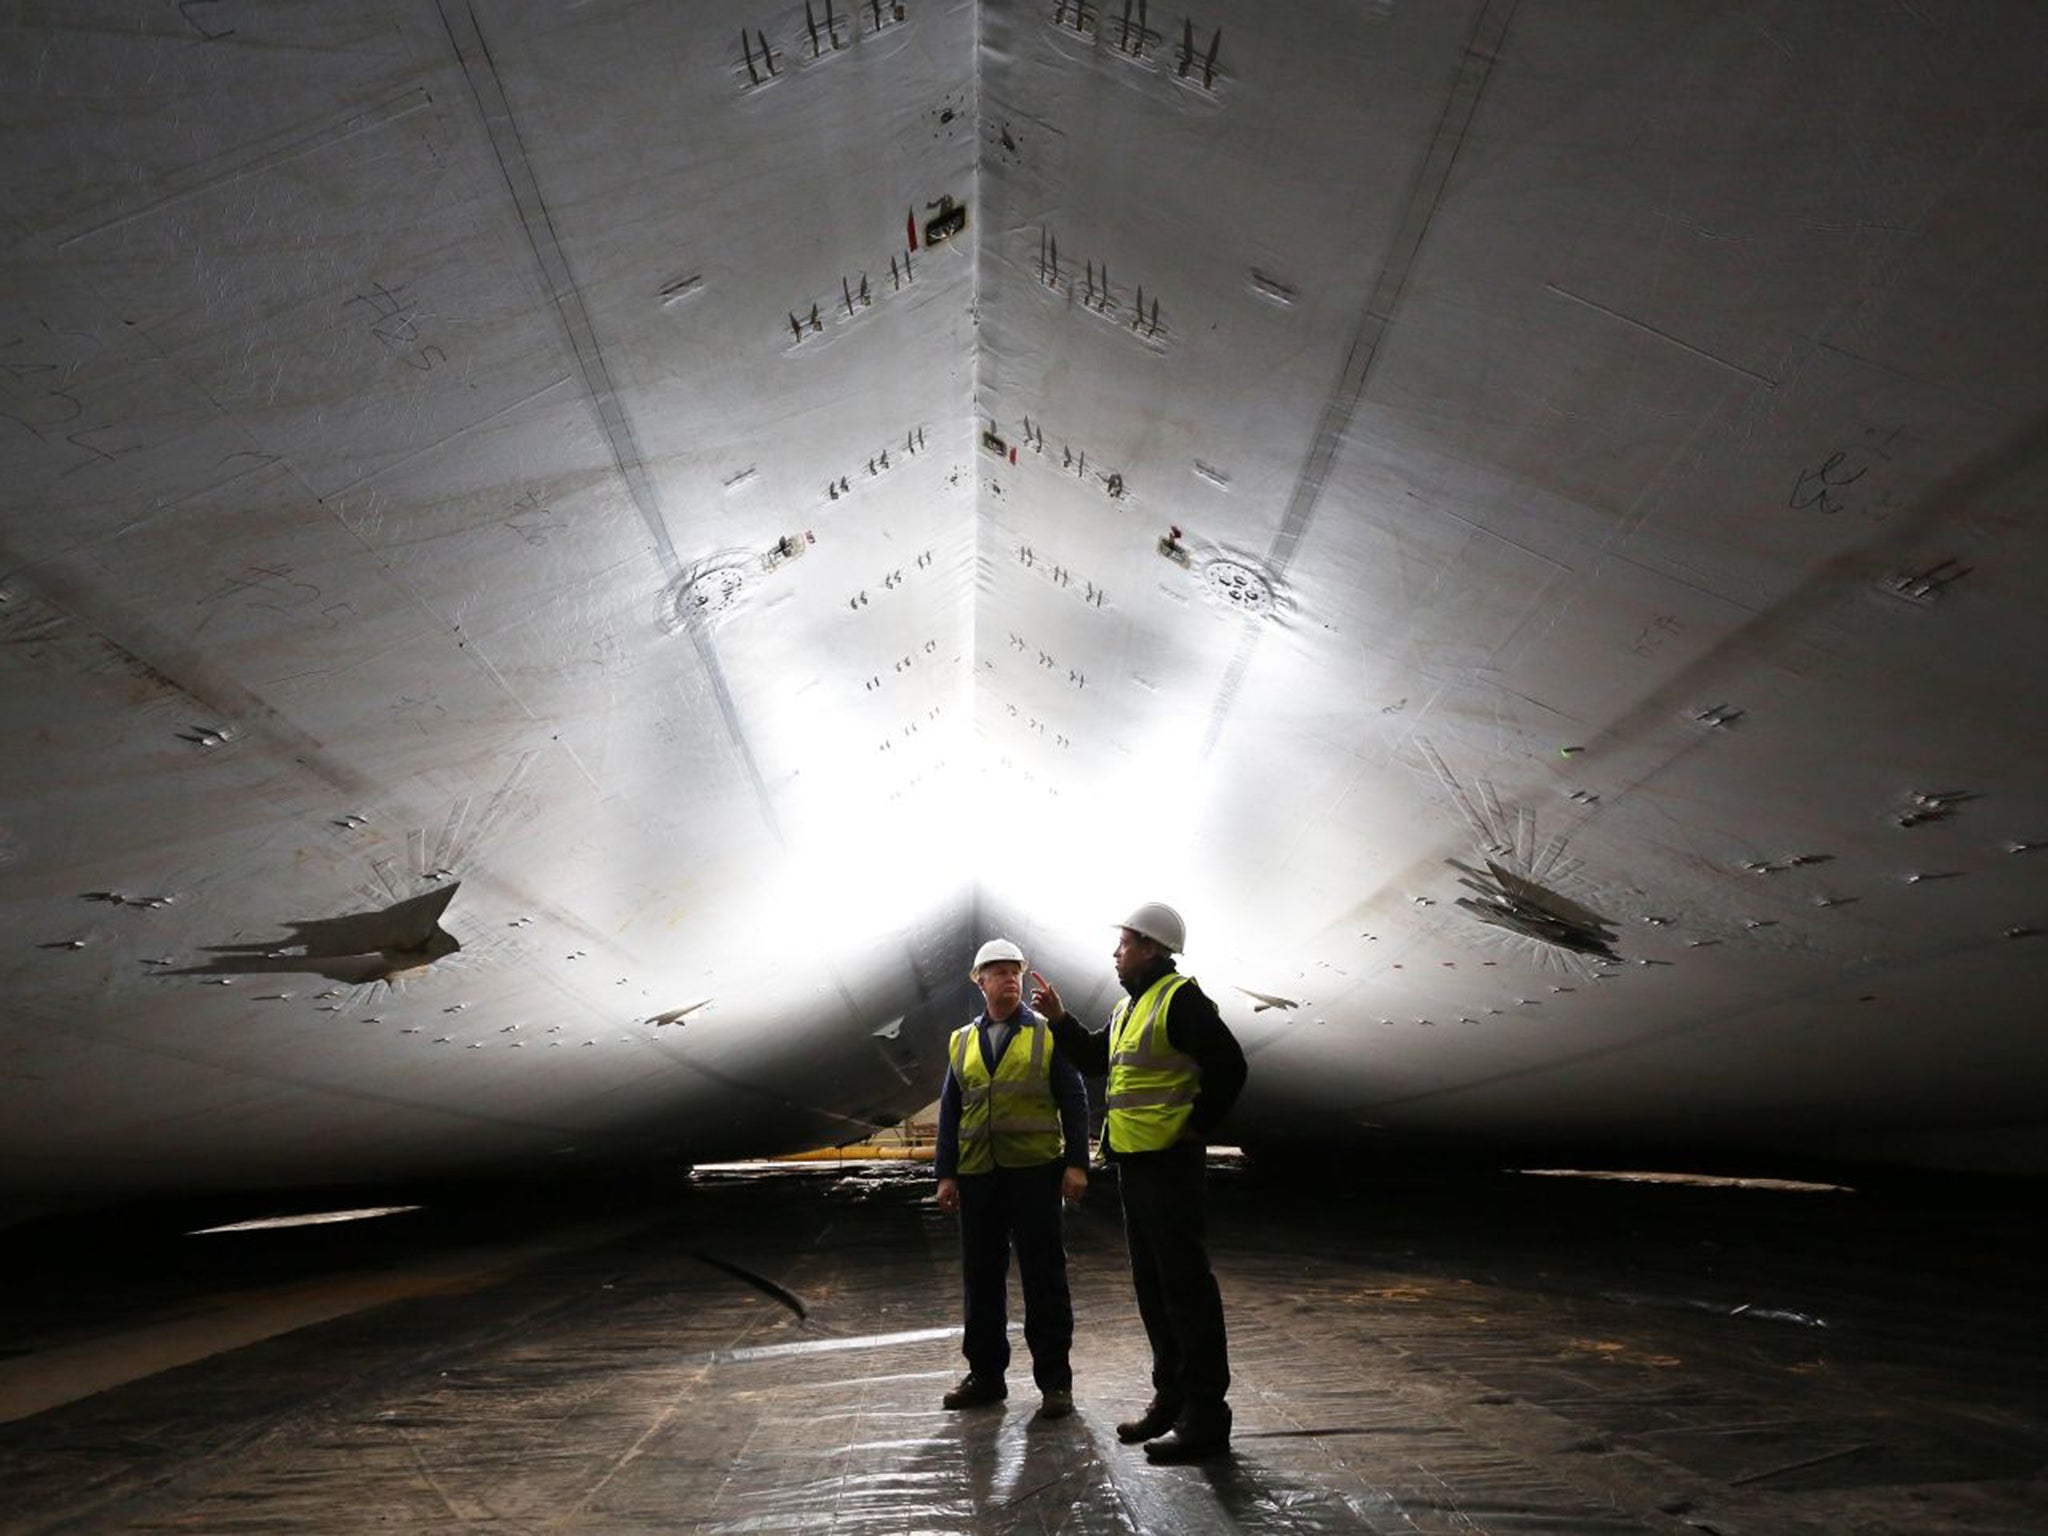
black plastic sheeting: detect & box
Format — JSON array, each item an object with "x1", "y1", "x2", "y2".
[{"x1": 2, "y1": 1160, "x2": 2044, "y2": 1533}]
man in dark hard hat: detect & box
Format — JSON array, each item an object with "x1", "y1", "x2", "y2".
[
  {"x1": 934, "y1": 937, "x2": 1090, "y2": 1419},
  {"x1": 1032, "y1": 902, "x2": 1248, "y2": 1462}
]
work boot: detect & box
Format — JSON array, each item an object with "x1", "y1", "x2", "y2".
[
  {"x1": 1114, "y1": 1396, "x2": 1181, "y2": 1443},
  {"x1": 1143, "y1": 1402, "x2": 1232, "y2": 1463},
  {"x1": 941, "y1": 1373, "x2": 1006, "y2": 1410},
  {"x1": 1035, "y1": 1388, "x2": 1074, "y2": 1420}
]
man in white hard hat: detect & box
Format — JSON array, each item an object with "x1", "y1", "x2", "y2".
[
  {"x1": 1031, "y1": 902, "x2": 1247, "y2": 1462},
  {"x1": 933, "y1": 937, "x2": 1090, "y2": 1418}
]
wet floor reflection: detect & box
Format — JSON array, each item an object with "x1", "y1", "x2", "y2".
[{"x1": 2, "y1": 1161, "x2": 2043, "y2": 1533}]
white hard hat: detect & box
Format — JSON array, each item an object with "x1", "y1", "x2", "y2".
[
  {"x1": 1116, "y1": 902, "x2": 1186, "y2": 954},
  {"x1": 970, "y1": 937, "x2": 1026, "y2": 979}
]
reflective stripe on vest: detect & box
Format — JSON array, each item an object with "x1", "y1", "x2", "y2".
[
  {"x1": 949, "y1": 1015, "x2": 1063, "y2": 1173},
  {"x1": 1104, "y1": 973, "x2": 1199, "y2": 1153}
]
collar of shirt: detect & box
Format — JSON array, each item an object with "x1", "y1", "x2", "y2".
[
  {"x1": 975, "y1": 1005, "x2": 1037, "y2": 1066},
  {"x1": 1121, "y1": 957, "x2": 1179, "y2": 999}
]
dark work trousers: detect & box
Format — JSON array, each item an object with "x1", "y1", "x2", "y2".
[
  {"x1": 957, "y1": 1161, "x2": 1073, "y2": 1391},
  {"x1": 1116, "y1": 1141, "x2": 1229, "y2": 1411}
]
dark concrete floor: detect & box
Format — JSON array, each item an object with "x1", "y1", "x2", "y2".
[{"x1": 1, "y1": 1159, "x2": 2043, "y2": 1534}]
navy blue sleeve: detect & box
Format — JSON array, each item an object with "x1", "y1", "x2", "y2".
[
  {"x1": 1049, "y1": 1044, "x2": 1090, "y2": 1168},
  {"x1": 935, "y1": 1039, "x2": 962, "y2": 1180}
]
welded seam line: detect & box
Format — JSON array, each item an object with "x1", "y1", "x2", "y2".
[
  {"x1": 50, "y1": 88, "x2": 434, "y2": 251},
  {"x1": 313, "y1": 375, "x2": 576, "y2": 500},
  {"x1": 437, "y1": 1, "x2": 784, "y2": 838},
  {"x1": 435, "y1": 2, "x2": 677, "y2": 581},
  {"x1": 1545, "y1": 283, "x2": 1779, "y2": 388},
  {"x1": 1202, "y1": 0, "x2": 1522, "y2": 757}
]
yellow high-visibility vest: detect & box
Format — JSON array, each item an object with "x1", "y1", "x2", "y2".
[
  {"x1": 1104, "y1": 973, "x2": 1199, "y2": 1153},
  {"x1": 949, "y1": 1014, "x2": 1063, "y2": 1173}
]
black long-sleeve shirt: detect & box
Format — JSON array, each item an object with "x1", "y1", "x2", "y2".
[{"x1": 1044, "y1": 959, "x2": 1247, "y2": 1157}]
